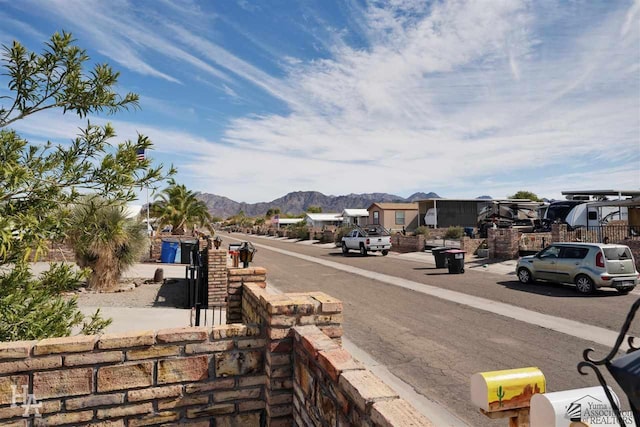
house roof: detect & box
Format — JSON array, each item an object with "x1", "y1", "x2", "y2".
[
  {"x1": 415, "y1": 198, "x2": 533, "y2": 203},
  {"x1": 579, "y1": 197, "x2": 640, "y2": 208},
  {"x1": 368, "y1": 203, "x2": 418, "y2": 210},
  {"x1": 341, "y1": 209, "x2": 369, "y2": 217},
  {"x1": 278, "y1": 218, "x2": 305, "y2": 225},
  {"x1": 305, "y1": 213, "x2": 343, "y2": 221}
]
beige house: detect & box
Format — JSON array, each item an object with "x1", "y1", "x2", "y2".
[{"x1": 367, "y1": 202, "x2": 419, "y2": 232}]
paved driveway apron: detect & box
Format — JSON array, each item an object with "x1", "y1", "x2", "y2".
[{"x1": 224, "y1": 234, "x2": 635, "y2": 426}]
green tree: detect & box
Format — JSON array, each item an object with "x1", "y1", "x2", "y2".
[
  {"x1": 306, "y1": 206, "x2": 323, "y2": 213},
  {"x1": 265, "y1": 207, "x2": 281, "y2": 218},
  {"x1": 0, "y1": 32, "x2": 172, "y2": 340},
  {"x1": 150, "y1": 180, "x2": 213, "y2": 234},
  {"x1": 508, "y1": 191, "x2": 541, "y2": 202},
  {"x1": 67, "y1": 197, "x2": 149, "y2": 292}
]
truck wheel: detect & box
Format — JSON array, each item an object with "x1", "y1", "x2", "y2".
[
  {"x1": 341, "y1": 242, "x2": 349, "y2": 255},
  {"x1": 382, "y1": 250, "x2": 389, "y2": 256},
  {"x1": 359, "y1": 244, "x2": 367, "y2": 256}
]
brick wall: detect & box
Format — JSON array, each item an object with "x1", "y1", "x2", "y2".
[
  {"x1": 519, "y1": 233, "x2": 552, "y2": 252},
  {"x1": 390, "y1": 235, "x2": 425, "y2": 253},
  {"x1": 619, "y1": 240, "x2": 640, "y2": 271},
  {"x1": 30, "y1": 241, "x2": 76, "y2": 263},
  {"x1": 460, "y1": 237, "x2": 483, "y2": 255},
  {"x1": 488, "y1": 228, "x2": 520, "y2": 260},
  {"x1": 0, "y1": 260, "x2": 439, "y2": 426},
  {"x1": 0, "y1": 326, "x2": 265, "y2": 426},
  {"x1": 292, "y1": 326, "x2": 433, "y2": 427}
]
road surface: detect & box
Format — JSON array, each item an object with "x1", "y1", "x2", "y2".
[{"x1": 224, "y1": 233, "x2": 637, "y2": 426}]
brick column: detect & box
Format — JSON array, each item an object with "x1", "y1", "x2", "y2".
[
  {"x1": 487, "y1": 228, "x2": 497, "y2": 258},
  {"x1": 552, "y1": 223, "x2": 567, "y2": 243},
  {"x1": 207, "y1": 249, "x2": 228, "y2": 307},
  {"x1": 241, "y1": 283, "x2": 343, "y2": 427},
  {"x1": 489, "y1": 228, "x2": 520, "y2": 259},
  {"x1": 227, "y1": 267, "x2": 267, "y2": 324}
]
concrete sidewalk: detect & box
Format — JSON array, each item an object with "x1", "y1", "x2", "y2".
[{"x1": 394, "y1": 250, "x2": 518, "y2": 276}]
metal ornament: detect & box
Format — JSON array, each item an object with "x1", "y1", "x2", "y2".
[{"x1": 578, "y1": 297, "x2": 640, "y2": 427}]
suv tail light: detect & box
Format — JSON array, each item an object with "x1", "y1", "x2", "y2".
[
  {"x1": 366, "y1": 238, "x2": 370, "y2": 245},
  {"x1": 596, "y1": 251, "x2": 605, "y2": 268}
]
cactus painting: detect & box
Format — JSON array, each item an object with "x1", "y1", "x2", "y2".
[
  {"x1": 473, "y1": 367, "x2": 546, "y2": 411},
  {"x1": 497, "y1": 385, "x2": 505, "y2": 407}
]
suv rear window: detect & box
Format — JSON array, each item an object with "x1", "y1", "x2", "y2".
[{"x1": 603, "y1": 247, "x2": 632, "y2": 260}]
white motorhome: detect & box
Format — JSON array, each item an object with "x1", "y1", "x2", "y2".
[{"x1": 545, "y1": 190, "x2": 639, "y2": 228}]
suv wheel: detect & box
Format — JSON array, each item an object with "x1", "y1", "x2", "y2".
[
  {"x1": 359, "y1": 244, "x2": 367, "y2": 256},
  {"x1": 575, "y1": 275, "x2": 595, "y2": 294},
  {"x1": 517, "y1": 268, "x2": 533, "y2": 284},
  {"x1": 341, "y1": 242, "x2": 349, "y2": 255}
]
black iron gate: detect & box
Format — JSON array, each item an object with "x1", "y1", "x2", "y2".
[{"x1": 185, "y1": 246, "x2": 225, "y2": 326}]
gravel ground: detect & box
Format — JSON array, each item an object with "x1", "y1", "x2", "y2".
[{"x1": 74, "y1": 278, "x2": 189, "y2": 308}]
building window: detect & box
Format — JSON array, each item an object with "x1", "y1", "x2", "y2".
[
  {"x1": 395, "y1": 211, "x2": 405, "y2": 225},
  {"x1": 373, "y1": 211, "x2": 379, "y2": 224}
]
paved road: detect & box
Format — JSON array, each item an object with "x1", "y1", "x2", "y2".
[{"x1": 223, "y1": 233, "x2": 637, "y2": 426}]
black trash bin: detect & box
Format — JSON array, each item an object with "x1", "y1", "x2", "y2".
[
  {"x1": 180, "y1": 239, "x2": 199, "y2": 264},
  {"x1": 431, "y1": 247, "x2": 450, "y2": 268},
  {"x1": 444, "y1": 249, "x2": 466, "y2": 274}
]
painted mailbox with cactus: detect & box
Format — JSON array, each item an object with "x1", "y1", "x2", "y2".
[{"x1": 471, "y1": 367, "x2": 546, "y2": 412}]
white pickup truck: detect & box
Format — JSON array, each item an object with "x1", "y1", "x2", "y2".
[{"x1": 341, "y1": 225, "x2": 391, "y2": 256}]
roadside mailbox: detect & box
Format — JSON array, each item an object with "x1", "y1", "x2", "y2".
[
  {"x1": 229, "y1": 243, "x2": 241, "y2": 268},
  {"x1": 530, "y1": 386, "x2": 621, "y2": 427},
  {"x1": 238, "y1": 241, "x2": 257, "y2": 268},
  {"x1": 471, "y1": 367, "x2": 546, "y2": 426}
]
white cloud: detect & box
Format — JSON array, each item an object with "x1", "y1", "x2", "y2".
[{"x1": 3, "y1": 0, "x2": 638, "y2": 203}]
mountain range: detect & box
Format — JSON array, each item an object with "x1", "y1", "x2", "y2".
[{"x1": 196, "y1": 191, "x2": 441, "y2": 218}]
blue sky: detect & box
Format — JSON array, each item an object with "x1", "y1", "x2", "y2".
[{"x1": 1, "y1": 0, "x2": 639, "y2": 203}]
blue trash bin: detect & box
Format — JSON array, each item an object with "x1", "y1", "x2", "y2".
[{"x1": 160, "y1": 240, "x2": 180, "y2": 263}]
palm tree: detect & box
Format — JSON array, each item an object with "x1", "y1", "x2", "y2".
[
  {"x1": 150, "y1": 180, "x2": 213, "y2": 235},
  {"x1": 67, "y1": 197, "x2": 149, "y2": 292}
]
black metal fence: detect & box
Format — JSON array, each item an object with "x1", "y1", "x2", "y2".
[
  {"x1": 564, "y1": 225, "x2": 640, "y2": 243},
  {"x1": 185, "y1": 247, "x2": 225, "y2": 326}
]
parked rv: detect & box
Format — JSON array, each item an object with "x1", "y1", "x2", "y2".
[{"x1": 542, "y1": 199, "x2": 627, "y2": 230}]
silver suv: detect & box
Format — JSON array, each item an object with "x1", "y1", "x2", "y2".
[{"x1": 516, "y1": 243, "x2": 638, "y2": 294}]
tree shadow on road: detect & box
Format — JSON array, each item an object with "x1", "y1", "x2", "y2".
[{"x1": 496, "y1": 280, "x2": 622, "y2": 298}]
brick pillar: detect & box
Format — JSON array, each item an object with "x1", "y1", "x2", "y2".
[
  {"x1": 240, "y1": 283, "x2": 343, "y2": 426},
  {"x1": 227, "y1": 267, "x2": 267, "y2": 324},
  {"x1": 488, "y1": 228, "x2": 497, "y2": 258},
  {"x1": 489, "y1": 228, "x2": 520, "y2": 259},
  {"x1": 552, "y1": 223, "x2": 567, "y2": 242},
  {"x1": 207, "y1": 249, "x2": 228, "y2": 307}
]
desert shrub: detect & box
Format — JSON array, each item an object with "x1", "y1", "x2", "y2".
[
  {"x1": 444, "y1": 226, "x2": 463, "y2": 239},
  {"x1": 414, "y1": 226, "x2": 431, "y2": 237},
  {"x1": 334, "y1": 226, "x2": 352, "y2": 243},
  {"x1": 287, "y1": 223, "x2": 310, "y2": 240}
]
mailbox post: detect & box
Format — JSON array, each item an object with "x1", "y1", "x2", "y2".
[
  {"x1": 471, "y1": 367, "x2": 546, "y2": 427},
  {"x1": 228, "y1": 243, "x2": 241, "y2": 268}
]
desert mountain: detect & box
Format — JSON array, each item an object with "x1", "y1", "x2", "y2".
[{"x1": 196, "y1": 191, "x2": 440, "y2": 218}]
